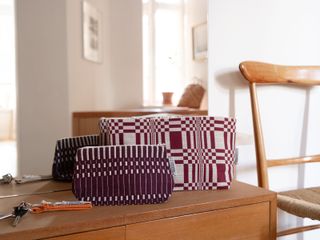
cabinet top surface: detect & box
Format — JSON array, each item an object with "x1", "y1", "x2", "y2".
[
  {"x1": 72, "y1": 107, "x2": 208, "y2": 116},
  {"x1": 0, "y1": 180, "x2": 275, "y2": 239}
]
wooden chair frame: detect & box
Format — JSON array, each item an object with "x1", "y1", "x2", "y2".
[{"x1": 239, "y1": 61, "x2": 320, "y2": 237}]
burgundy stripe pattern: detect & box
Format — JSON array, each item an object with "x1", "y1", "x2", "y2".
[
  {"x1": 72, "y1": 145, "x2": 174, "y2": 205},
  {"x1": 52, "y1": 135, "x2": 100, "y2": 181},
  {"x1": 100, "y1": 116, "x2": 236, "y2": 191}
]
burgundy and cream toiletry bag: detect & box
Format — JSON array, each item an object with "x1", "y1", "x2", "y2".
[
  {"x1": 72, "y1": 145, "x2": 174, "y2": 205},
  {"x1": 52, "y1": 135, "x2": 100, "y2": 181},
  {"x1": 100, "y1": 116, "x2": 236, "y2": 191}
]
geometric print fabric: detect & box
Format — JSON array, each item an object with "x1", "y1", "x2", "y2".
[
  {"x1": 100, "y1": 117, "x2": 152, "y2": 145},
  {"x1": 52, "y1": 135, "x2": 100, "y2": 181},
  {"x1": 100, "y1": 116, "x2": 236, "y2": 191},
  {"x1": 72, "y1": 145, "x2": 174, "y2": 205}
]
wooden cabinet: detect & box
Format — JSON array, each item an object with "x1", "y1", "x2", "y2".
[
  {"x1": 47, "y1": 227, "x2": 125, "y2": 240},
  {"x1": 127, "y1": 202, "x2": 271, "y2": 240},
  {"x1": 0, "y1": 181, "x2": 276, "y2": 240}
]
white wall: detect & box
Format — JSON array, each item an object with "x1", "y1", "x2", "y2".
[
  {"x1": 16, "y1": 0, "x2": 143, "y2": 175},
  {"x1": 184, "y1": 0, "x2": 208, "y2": 109},
  {"x1": 109, "y1": 0, "x2": 143, "y2": 109},
  {"x1": 67, "y1": 0, "x2": 143, "y2": 112},
  {"x1": 16, "y1": 0, "x2": 70, "y2": 175},
  {"x1": 208, "y1": 0, "x2": 320, "y2": 239},
  {"x1": 67, "y1": 0, "x2": 113, "y2": 112},
  {"x1": 67, "y1": 0, "x2": 143, "y2": 111}
]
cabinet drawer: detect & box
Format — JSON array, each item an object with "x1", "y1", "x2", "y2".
[
  {"x1": 126, "y1": 202, "x2": 271, "y2": 240},
  {"x1": 46, "y1": 226, "x2": 125, "y2": 240}
]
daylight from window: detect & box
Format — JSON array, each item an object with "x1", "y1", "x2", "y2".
[
  {"x1": 143, "y1": 0, "x2": 185, "y2": 106},
  {"x1": 0, "y1": 0, "x2": 16, "y2": 176}
]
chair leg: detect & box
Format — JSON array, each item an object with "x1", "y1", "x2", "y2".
[{"x1": 277, "y1": 224, "x2": 320, "y2": 237}]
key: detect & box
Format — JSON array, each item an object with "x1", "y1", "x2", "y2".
[
  {"x1": 15, "y1": 174, "x2": 52, "y2": 184},
  {"x1": 12, "y1": 202, "x2": 29, "y2": 227},
  {"x1": 0, "y1": 174, "x2": 13, "y2": 184},
  {"x1": 0, "y1": 213, "x2": 14, "y2": 220}
]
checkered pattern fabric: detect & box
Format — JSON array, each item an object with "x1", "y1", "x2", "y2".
[
  {"x1": 100, "y1": 116, "x2": 236, "y2": 191},
  {"x1": 198, "y1": 117, "x2": 236, "y2": 190},
  {"x1": 152, "y1": 116, "x2": 236, "y2": 190},
  {"x1": 72, "y1": 145, "x2": 174, "y2": 205},
  {"x1": 100, "y1": 117, "x2": 153, "y2": 145},
  {"x1": 52, "y1": 135, "x2": 100, "y2": 181}
]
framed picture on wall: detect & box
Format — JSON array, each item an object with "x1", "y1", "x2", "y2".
[
  {"x1": 192, "y1": 22, "x2": 207, "y2": 61},
  {"x1": 82, "y1": 1, "x2": 102, "y2": 63}
]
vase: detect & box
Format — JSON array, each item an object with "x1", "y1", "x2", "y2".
[{"x1": 162, "y1": 92, "x2": 174, "y2": 106}]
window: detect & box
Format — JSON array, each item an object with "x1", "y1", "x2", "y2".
[
  {"x1": 0, "y1": 0, "x2": 15, "y2": 110},
  {"x1": 0, "y1": 0, "x2": 16, "y2": 176},
  {"x1": 143, "y1": 0, "x2": 185, "y2": 106}
]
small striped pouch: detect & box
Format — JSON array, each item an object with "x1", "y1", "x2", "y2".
[
  {"x1": 72, "y1": 145, "x2": 174, "y2": 205},
  {"x1": 52, "y1": 135, "x2": 100, "y2": 181}
]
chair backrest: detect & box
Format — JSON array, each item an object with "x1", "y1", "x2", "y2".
[{"x1": 239, "y1": 61, "x2": 320, "y2": 189}]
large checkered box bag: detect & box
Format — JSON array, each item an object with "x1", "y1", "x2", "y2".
[
  {"x1": 100, "y1": 116, "x2": 236, "y2": 191},
  {"x1": 52, "y1": 135, "x2": 100, "y2": 181},
  {"x1": 72, "y1": 145, "x2": 174, "y2": 205}
]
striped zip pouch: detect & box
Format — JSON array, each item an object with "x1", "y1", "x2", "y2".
[
  {"x1": 52, "y1": 135, "x2": 100, "y2": 181},
  {"x1": 72, "y1": 145, "x2": 174, "y2": 205}
]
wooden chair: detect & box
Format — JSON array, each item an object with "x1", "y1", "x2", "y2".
[{"x1": 239, "y1": 61, "x2": 320, "y2": 237}]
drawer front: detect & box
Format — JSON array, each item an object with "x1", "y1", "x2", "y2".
[
  {"x1": 46, "y1": 226, "x2": 125, "y2": 240},
  {"x1": 126, "y1": 202, "x2": 271, "y2": 240}
]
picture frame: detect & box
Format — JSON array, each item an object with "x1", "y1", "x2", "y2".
[
  {"x1": 82, "y1": 1, "x2": 102, "y2": 63},
  {"x1": 192, "y1": 22, "x2": 207, "y2": 61}
]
